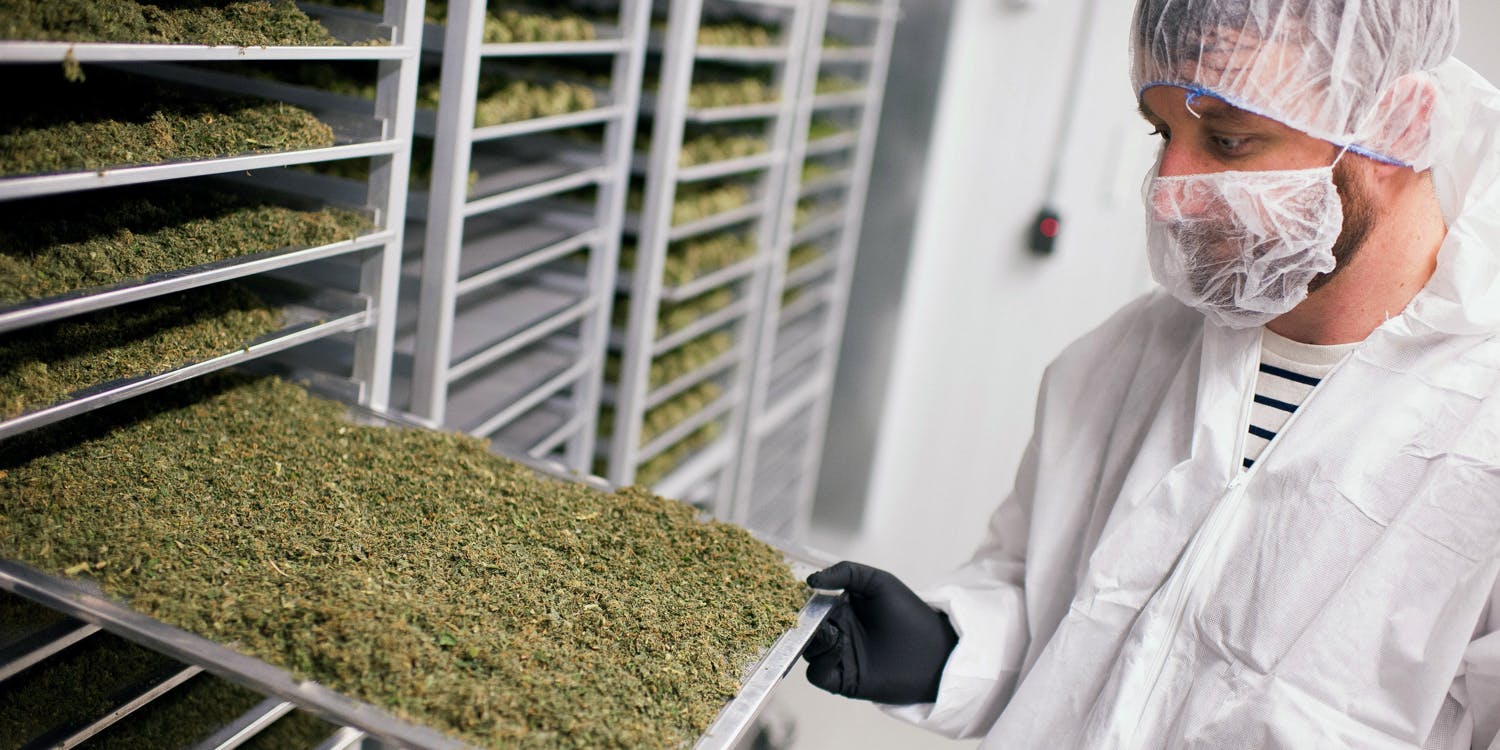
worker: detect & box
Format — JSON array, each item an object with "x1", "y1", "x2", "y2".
[{"x1": 802, "y1": 0, "x2": 1500, "y2": 746}]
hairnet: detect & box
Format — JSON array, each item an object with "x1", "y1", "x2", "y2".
[{"x1": 1132, "y1": 0, "x2": 1460, "y2": 169}]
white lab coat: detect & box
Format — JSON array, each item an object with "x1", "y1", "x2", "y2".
[{"x1": 887, "y1": 60, "x2": 1500, "y2": 749}]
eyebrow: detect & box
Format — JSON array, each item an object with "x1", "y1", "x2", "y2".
[{"x1": 1138, "y1": 94, "x2": 1263, "y2": 127}]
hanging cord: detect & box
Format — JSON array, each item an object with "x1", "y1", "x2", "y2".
[{"x1": 1029, "y1": 0, "x2": 1103, "y2": 255}]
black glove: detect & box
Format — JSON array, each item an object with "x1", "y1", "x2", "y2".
[{"x1": 801, "y1": 561, "x2": 959, "y2": 705}]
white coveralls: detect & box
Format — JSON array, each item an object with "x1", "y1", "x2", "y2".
[{"x1": 887, "y1": 60, "x2": 1500, "y2": 749}]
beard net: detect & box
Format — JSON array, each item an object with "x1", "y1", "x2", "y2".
[
  {"x1": 1145, "y1": 163, "x2": 1346, "y2": 329},
  {"x1": 1132, "y1": 0, "x2": 1460, "y2": 169}
]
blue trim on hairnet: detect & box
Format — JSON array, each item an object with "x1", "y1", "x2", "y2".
[{"x1": 1136, "y1": 81, "x2": 1413, "y2": 168}]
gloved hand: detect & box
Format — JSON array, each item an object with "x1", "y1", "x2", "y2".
[{"x1": 801, "y1": 561, "x2": 959, "y2": 705}]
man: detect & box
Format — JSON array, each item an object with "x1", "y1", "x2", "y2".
[{"x1": 802, "y1": 1, "x2": 1500, "y2": 746}]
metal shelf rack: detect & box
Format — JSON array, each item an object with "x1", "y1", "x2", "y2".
[
  {"x1": 0, "y1": 1, "x2": 425, "y2": 746},
  {"x1": 0, "y1": 1, "x2": 423, "y2": 436},
  {"x1": 404, "y1": 0, "x2": 652, "y2": 474},
  {"x1": 0, "y1": 549, "x2": 836, "y2": 750},
  {"x1": 602, "y1": 0, "x2": 818, "y2": 516},
  {"x1": 731, "y1": 0, "x2": 901, "y2": 541}
]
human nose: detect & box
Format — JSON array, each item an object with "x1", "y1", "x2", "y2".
[
  {"x1": 1148, "y1": 167, "x2": 1217, "y2": 224},
  {"x1": 1156, "y1": 140, "x2": 1212, "y2": 179}
]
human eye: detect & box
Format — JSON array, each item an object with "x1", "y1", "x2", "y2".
[{"x1": 1209, "y1": 133, "x2": 1253, "y2": 156}]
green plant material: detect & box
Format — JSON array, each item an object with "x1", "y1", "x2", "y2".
[
  {"x1": 659, "y1": 287, "x2": 734, "y2": 336},
  {"x1": 636, "y1": 422, "x2": 722, "y2": 486},
  {"x1": 0, "y1": 587, "x2": 68, "y2": 641},
  {"x1": 684, "y1": 130, "x2": 768, "y2": 166},
  {"x1": 610, "y1": 286, "x2": 736, "y2": 338},
  {"x1": 416, "y1": 76, "x2": 597, "y2": 127},
  {"x1": 421, "y1": 2, "x2": 598, "y2": 44},
  {"x1": 90, "y1": 670, "x2": 335, "y2": 750},
  {"x1": 600, "y1": 381, "x2": 722, "y2": 446},
  {"x1": 697, "y1": 21, "x2": 775, "y2": 47},
  {"x1": 781, "y1": 287, "x2": 805, "y2": 309},
  {"x1": 787, "y1": 243, "x2": 825, "y2": 273},
  {"x1": 637, "y1": 129, "x2": 769, "y2": 168},
  {"x1": 668, "y1": 232, "x2": 757, "y2": 286},
  {"x1": 0, "y1": 69, "x2": 334, "y2": 178},
  {"x1": 801, "y1": 160, "x2": 836, "y2": 184},
  {"x1": 0, "y1": 185, "x2": 370, "y2": 305},
  {"x1": 604, "y1": 330, "x2": 734, "y2": 389},
  {"x1": 823, "y1": 35, "x2": 854, "y2": 49},
  {"x1": 807, "y1": 118, "x2": 851, "y2": 142},
  {"x1": 627, "y1": 179, "x2": 753, "y2": 227},
  {"x1": 653, "y1": 330, "x2": 734, "y2": 387},
  {"x1": 484, "y1": 7, "x2": 597, "y2": 44},
  {"x1": 688, "y1": 77, "x2": 778, "y2": 110},
  {"x1": 0, "y1": 375, "x2": 805, "y2": 749},
  {"x1": 0, "y1": 285, "x2": 281, "y2": 419},
  {"x1": 62, "y1": 49, "x2": 84, "y2": 82},
  {"x1": 0, "y1": 627, "x2": 185, "y2": 745},
  {"x1": 0, "y1": 0, "x2": 342, "y2": 46},
  {"x1": 795, "y1": 198, "x2": 840, "y2": 230},
  {"x1": 619, "y1": 232, "x2": 758, "y2": 288},
  {"x1": 815, "y1": 75, "x2": 862, "y2": 96},
  {"x1": 0, "y1": 604, "x2": 333, "y2": 750}
]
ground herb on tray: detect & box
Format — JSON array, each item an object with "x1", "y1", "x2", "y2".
[
  {"x1": 0, "y1": 0, "x2": 342, "y2": 46},
  {"x1": 0, "y1": 68, "x2": 335, "y2": 178},
  {"x1": 0, "y1": 184, "x2": 370, "y2": 305},
  {"x1": 0, "y1": 375, "x2": 806, "y2": 749},
  {"x1": 0, "y1": 284, "x2": 281, "y2": 419}
]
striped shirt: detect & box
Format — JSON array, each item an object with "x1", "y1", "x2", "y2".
[{"x1": 1242, "y1": 331, "x2": 1358, "y2": 470}]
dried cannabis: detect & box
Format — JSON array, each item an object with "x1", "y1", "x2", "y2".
[
  {"x1": 0, "y1": 183, "x2": 370, "y2": 304},
  {"x1": 0, "y1": 68, "x2": 334, "y2": 178},
  {"x1": 0, "y1": 0, "x2": 341, "y2": 46},
  {"x1": 0, "y1": 375, "x2": 805, "y2": 749},
  {"x1": 0, "y1": 284, "x2": 281, "y2": 419}
]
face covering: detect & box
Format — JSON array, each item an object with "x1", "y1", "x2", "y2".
[{"x1": 1144, "y1": 159, "x2": 1346, "y2": 329}]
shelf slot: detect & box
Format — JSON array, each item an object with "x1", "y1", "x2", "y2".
[
  {"x1": 661, "y1": 256, "x2": 762, "y2": 303},
  {"x1": 0, "y1": 284, "x2": 371, "y2": 441},
  {"x1": 649, "y1": 298, "x2": 755, "y2": 356},
  {"x1": 0, "y1": 622, "x2": 101, "y2": 685},
  {"x1": 53, "y1": 664, "x2": 205, "y2": 749},
  {"x1": 447, "y1": 297, "x2": 595, "y2": 381},
  {"x1": 0, "y1": 230, "x2": 392, "y2": 335},
  {"x1": 189, "y1": 697, "x2": 296, "y2": 750}
]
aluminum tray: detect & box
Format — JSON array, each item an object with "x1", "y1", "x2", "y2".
[
  {"x1": 0, "y1": 282, "x2": 371, "y2": 441},
  {"x1": 0, "y1": 405, "x2": 836, "y2": 749}
]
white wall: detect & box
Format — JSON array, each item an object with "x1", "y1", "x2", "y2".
[
  {"x1": 1459, "y1": 0, "x2": 1500, "y2": 82},
  {"x1": 815, "y1": 0, "x2": 1157, "y2": 585}
]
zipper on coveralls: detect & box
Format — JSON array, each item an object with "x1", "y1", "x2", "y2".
[
  {"x1": 1122, "y1": 336, "x2": 1358, "y2": 747},
  {"x1": 1124, "y1": 332, "x2": 1349, "y2": 748}
]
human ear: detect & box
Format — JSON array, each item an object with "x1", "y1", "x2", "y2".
[{"x1": 1360, "y1": 73, "x2": 1440, "y2": 169}]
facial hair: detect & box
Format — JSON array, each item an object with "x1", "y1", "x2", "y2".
[{"x1": 1307, "y1": 159, "x2": 1376, "y2": 294}]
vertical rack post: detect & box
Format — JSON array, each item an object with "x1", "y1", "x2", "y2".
[
  {"x1": 405, "y1": 0, "x2": 650, "y2": 475},
  {"x1": 606, "y1": 0, "x2": 815, "y2": 518},
  {"x1": 732, "y1": 0, "x2": 902, "y2": 540},
  {"x1": 356, "y1": 0, "x2": 429, "y2": 411},
  {"x1": 570, "y1": 0, "x2": 654, "y2": 471},
  {"x1": 410, "y1": 0, "x2": 488, "y2": 425}
]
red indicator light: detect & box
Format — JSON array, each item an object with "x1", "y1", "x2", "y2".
[{"x1": 1040, "y1": 217, "x2": 1060, "y2": 238}]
